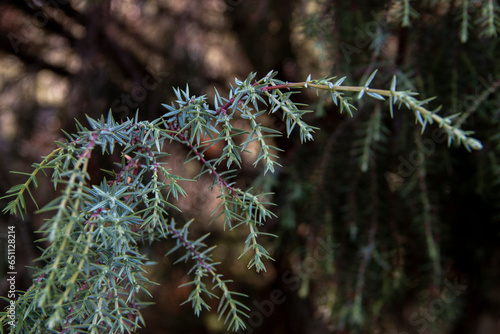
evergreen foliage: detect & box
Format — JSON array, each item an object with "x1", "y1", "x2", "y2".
[{"x1": 0, "y1": 68, "x2": 481, "y2": 333}]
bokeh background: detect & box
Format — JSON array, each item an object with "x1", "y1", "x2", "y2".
[{"x1": 1, "y1": 1, "x2": 500, "y2": 333}]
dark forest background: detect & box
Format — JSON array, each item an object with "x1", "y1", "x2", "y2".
[{"x1": 1, "y1": 0, "x2": 500, "y2": 333}]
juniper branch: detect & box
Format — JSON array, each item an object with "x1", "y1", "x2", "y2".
[{"x1": 0, "y1": 70, "x2": 483, "y2": 333}]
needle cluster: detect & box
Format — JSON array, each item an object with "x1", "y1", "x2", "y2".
[{"x1": 0, "y1": 70, "x2": 481, "y2": 333}]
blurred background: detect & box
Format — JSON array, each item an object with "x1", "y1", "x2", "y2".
[{"x1": 1, "y1": 0, "x2": 500, "y2": 333}]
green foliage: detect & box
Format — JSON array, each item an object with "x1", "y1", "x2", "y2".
[{"x1": 1, "y1": 70, "x2": 481, "y2": 333}]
